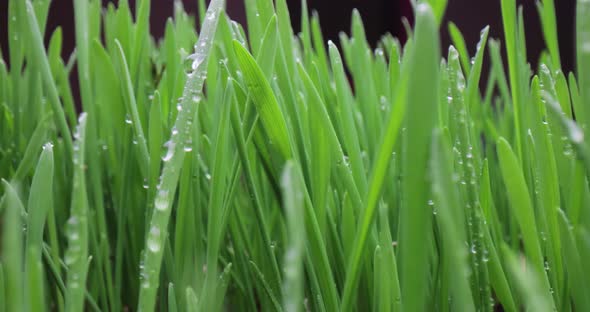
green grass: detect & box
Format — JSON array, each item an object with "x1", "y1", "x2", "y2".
[{"x1": 1, "y1": 0, "x2": 590, "y2": 310}]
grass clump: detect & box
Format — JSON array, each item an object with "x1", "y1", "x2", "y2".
[{"x1": 1, "y1": 0, "x2": 590, "y2": 311}]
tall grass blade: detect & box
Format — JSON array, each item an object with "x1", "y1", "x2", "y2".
[{"x1": 137, "y1": 0, "x2": 224, "y2": 310}]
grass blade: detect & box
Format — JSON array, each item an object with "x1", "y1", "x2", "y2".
[
  {"x1": 281, "y1": 162, "x2": 306, "y2": 312},
  {"x1": 137, "y1": 1, "x2": 224, "y2": 310},
  {"x1": 64, "y1": 113, "x2": 91, "y2": 312},
  {"x1": 496, "y1": 137, "x2": 556, "y2": 310}
]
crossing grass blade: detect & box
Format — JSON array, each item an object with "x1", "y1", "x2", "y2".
[{"x1": 233, "y1": 41, "x2": 292, "y2": 160}]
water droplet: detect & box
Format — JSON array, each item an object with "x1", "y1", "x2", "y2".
[
  {"x1": 342, "y1": 155, "x2": 350, "y2": 168},
  {"x1": 470, "y1": 244, "x2": 477, "y2": 254},
  {"x1": 177, "y1": 103, "x2": 183, "y2": 111},
  {"x1": 187, "y1": 53, "x2": 206, "y2": 71},
  {"x1": 155, "y1": 190, "x2": 169, "y2": 211},
  {"x1": 162, "y1": 141, "x2": 175, "y2": 162},
  {"x1": 205, "y1": 173, "x2": 212, "y2": 180},
  {"x1": 143, "y1": 179, "x2": 149, "y2": 189},
  {"x1": 64, "y1": 251, "x2": 78, "y2": 266},
  {"x1": 569, "y1": 121, "x2": 584, "y2": 143},
  {"x1": 43, "y1": 142, "x2": 54, "y2": 150},
  {"x1": 147, "y1": 226, "x2": 161, "y2": 253},
  {"x1": 184, "y1": 140, "x2": 193, "y2": 152},
  {"x1": 380, "y1": 96, "x2": 388, "y2": 111},
  {"x1": 125, "y1": 115, "x2": 132, "y2": 125},
  {"x1": 482, "y1": 250, "x2": 489, "y2": 262}
]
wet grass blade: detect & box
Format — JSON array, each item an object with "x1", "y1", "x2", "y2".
[
  {"x1": 430, "y1": 130, "x2": 475, "y2": 311},
  {"x1": 281, "y1": 162, "x2": 306, "y2": 312},
  {"x1": 496, "y1": 137, "x2": 556, "y2": 310},
  {"x1": 137, "y1": 0, "x2": 224, "y2": 310},
  {"x1": 64, "y1": 113, "x2": 91, "y2": 312},
  {"x1": 114, "y1": 40, "x2": 150, "y2": 177}
]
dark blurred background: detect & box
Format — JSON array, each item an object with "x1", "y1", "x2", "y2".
[{"x1": 0, "y1": 0, "x2": 577, "y2": 76}]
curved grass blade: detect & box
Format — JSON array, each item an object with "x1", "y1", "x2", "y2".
[
  {"x1": 137, "y1": 1, "x2": 224, "y2": 310},
  {"x1": 232, "y1": 40, "x2": 292, "y2": 160},
  {"x1": 23, "y1": 0, "x2": 73, "y2": 158}
]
